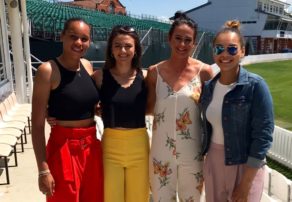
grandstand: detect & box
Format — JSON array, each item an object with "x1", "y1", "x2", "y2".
[
  {"x1": 26, "y1": 0, "x2": 214, "y2": 67},
  {"x1": 26, "y1": 0, "x2": 170, "y2": 40}
]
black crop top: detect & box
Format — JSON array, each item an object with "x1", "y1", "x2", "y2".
[
  {"x1": 100, "y1": 69, "x2": 147, "y2": 128},
  {"x1": 48, "y1": 58, "x2": 99, "y2": 120}
]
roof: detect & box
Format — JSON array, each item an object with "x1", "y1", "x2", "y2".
[
  {"x1": 97, "y1": 0, "x2": 125, "y2": 8},
  {"x1": 169, "y1": 1, "x2": 212, "y2": 20},
  {"x1": 184, "y1": 2, "x2": 212, "y2": 15}
]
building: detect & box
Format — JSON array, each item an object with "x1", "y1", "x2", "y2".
[
  {"x1": 68, "y1": 0, "x2": 126, "y2": 15},
  {"x1": 185, "y1": 0, "x2": 292, "y2": 54}
]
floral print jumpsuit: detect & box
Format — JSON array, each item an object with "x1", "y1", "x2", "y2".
[{"x1": 150, "y1": 65, "x2": 204, "y2": 202}]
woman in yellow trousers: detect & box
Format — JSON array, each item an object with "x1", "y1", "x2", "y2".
[{"x1": 93, "y1": 25, "x2": 149, "y2": 202}]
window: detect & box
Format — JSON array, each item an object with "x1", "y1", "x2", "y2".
[
  {"x1": 264, "y1": 3, "x2": 268, "y2": 11},
  {"x1": 109, "y1": 3, "x2": 115, "y2": 14},
  {"x1": 258, "y1": 2, "x2": 263, "y2": 10},
  {"x1": 0, "y1": 21, "x2": 8, "y2": 86}
]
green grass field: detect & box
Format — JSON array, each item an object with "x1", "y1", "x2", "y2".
[{"x1": 245, "y1": 60, "x2": 292, "y2": 131}]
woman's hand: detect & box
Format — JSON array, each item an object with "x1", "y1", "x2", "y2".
[
  {"x1": 95, "y1": 103, "x2": 102, "y2": 116},
  {"x1": 231, "y1": 181, "x2": 250, "y2": 202},
  {"x1": 38, "y1": 173, "x2": 55, "y2": 197},
  {"x1": 47, "y1": 117, "x2": 57, "y2": 127}
]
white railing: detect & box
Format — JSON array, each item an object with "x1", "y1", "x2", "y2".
[{"x1": 268, "y1": 125, "x2": 292, "y2": 169}]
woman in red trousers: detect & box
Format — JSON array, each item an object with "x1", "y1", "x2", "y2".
[{"x1": 31, "y1": 18, "x2": 103, "y2": 202}]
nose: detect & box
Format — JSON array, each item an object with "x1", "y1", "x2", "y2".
[
  {"x1": 120, "y1": 46, "x2": 126, "y2": 52},
  {"x1": 75, "y1": 38, "x2": 82, "y2": 45}
]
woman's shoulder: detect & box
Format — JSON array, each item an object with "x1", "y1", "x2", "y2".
[
  {"x1": 93, "y1": 68, "x2": 103, "y2": 89},
  {"x1": 80, "y1": 58, "x2": 93, "y2": 74},
  {"x1": 190, "y1": 59, "x2": 213, "y2": 82}
]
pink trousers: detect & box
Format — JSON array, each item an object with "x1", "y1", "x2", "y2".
[
  {"x1": 203, "y1": 143, "x2": 265, "y2": 202},
  {"x1": 46, "y1": 125, "x2": 103, "y2": 202}
]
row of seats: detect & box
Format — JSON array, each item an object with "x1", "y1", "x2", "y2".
[
  {"x1": 0, "y1": 93, "x2": 31, "y2": 185},
  {"x1": 26, "y1": 0, "x2": 171, "y2": 34},
  {"x1": 262, "y1": 165, "x2": 292, "y2": 201}
]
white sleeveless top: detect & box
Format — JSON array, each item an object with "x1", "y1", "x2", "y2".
[{"x1": 151, "y1": 63, "x2": 204, "y2": 162}]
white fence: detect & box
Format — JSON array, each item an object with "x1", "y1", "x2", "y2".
[{"x1": 268, "y1": 126, "x2": 292, "y2": 169}]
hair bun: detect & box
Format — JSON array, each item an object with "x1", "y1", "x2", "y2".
[
  {"x1": 225, "y1": 20, "x2": 241, "y2": 29},
  {"x1": 174, "y1": 11, "x2": 187, "y2": 20}
]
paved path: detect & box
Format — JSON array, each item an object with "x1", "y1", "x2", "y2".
[{"x1": 0, "y1": 125, "x2": 48, "y2": 202}]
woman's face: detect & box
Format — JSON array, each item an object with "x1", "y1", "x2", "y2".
[
  {"x1": 213, "y1": 32, "x2": 245, "y2": 73},
  {"x1": 169, "y1": 24, "x2": 195, "y2": 58},
  {"x1": 111, "y1": 34, "x2": 136, "y2": 65},
  {"x1": 61, "y1": 21, "x2": 90, "y2": 58}
]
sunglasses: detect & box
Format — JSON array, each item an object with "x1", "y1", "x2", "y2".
[
  {"x1": 213, "y1": 45, "x2": 238, "y2": 56},
  {"x1": 114, "y1": 25, "x2": 136, "y2": 33}
]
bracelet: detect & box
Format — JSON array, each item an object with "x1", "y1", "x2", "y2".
[{"x1": 38, "y1": 169, "x2": 50, "y2": 177}]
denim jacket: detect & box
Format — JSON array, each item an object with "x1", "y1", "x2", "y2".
[{"x1": 200, "y1": 67, "x2": 274, "y2": 168}]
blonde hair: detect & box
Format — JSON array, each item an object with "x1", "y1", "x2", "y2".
[
  {"x1": 213, "y1": 20, "x2": 245, "y2": 48},
  {"x1": 224, "y1": 20, "x2": 241, "y2": 30}
]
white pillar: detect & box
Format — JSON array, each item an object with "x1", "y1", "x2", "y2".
[
  {"x1": 7, "y1": 0, "x2": 26, "y2": 103},
  {"x1": 0, "y1": 0, "x2": 14, "y2": 91},
  {"x1": 20, "y1": 0, "x2": 33, "y2": 103}
]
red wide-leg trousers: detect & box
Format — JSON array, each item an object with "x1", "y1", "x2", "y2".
[{"x1": 46, "y1": 125, "x2": 103, "y2": 202}]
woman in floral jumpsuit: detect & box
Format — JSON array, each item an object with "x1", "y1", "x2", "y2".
[{"x1": 146, "y1": 11, "x2": 213, "y2": 202}]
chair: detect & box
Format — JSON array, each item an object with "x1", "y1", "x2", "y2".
[
  {"x1": 0, "y1": 135, "x2": 18, "y2": 167},
  {"x1": 270, "y1": 169, "x2": 292, "y2": 201},
  {"x1": 1, "y1": 101, "x2": 31, "y2": 133},
  {"x1": 0, "y1": 128, "x2": 24, "y2": 152},
  {"x1": 0, "y1": 143, "x2": 13, "y2": 184},
  {"x1": 0, "y1": 111, "x2": 27, "y2": 145},
  {"x1": 8, "y1": 93, "x2": 31, "y2": 112},
  {"x1": 261, "y1": 191, "x2": 277, "y2": 202}
]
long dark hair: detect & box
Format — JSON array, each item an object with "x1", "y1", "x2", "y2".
[
  {"x1": 104, "y1": 25, "x2": 142, "y2": 70},
  {"x1": 169, "y1": 11, "x2": 198, "y2": 41}
]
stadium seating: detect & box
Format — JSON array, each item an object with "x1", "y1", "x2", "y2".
[{"x1": 26, "y1": 0, "x2": 171, "y2": 39}]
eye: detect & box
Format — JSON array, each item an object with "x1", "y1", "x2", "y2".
[
  {"x1": 184, "y1": 38, "x2": 192, "y2": 44},
  {"x1": 81, "y1": 37, "x2": 89, "y2": 42},
  {"x1": 124, "y1": 44, "x2": 133, "y2": 49},
  {"x1": 175, "y1": 36, "x2": 183, "y2": 41},
  {"x1": 70, "y1": 35, "x2": 78, "y2": 40},
  {"x1": 114, "y1": 44, "x2": 122, "y2": 48}
]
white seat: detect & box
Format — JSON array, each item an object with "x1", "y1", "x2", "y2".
[
  {"x1": 0, "y1": 128, "x2": 24, "y2": 152},
  {"x1": 0, "y1": 135, "x2": 18, "y2": 167},
  {"x1": 0, "y1": 134, "x2": 17, "y2": 146},
  {"x1": 261, "y1": 191, "x2": 277, "y2": 202},
  {"x1": 0, "y1": 143, "x2": 13, "y2": 184},
  {"x1": 270, "y1": 169, "x2": 292, "y2": 201},
  {"x1": 8, "y1": 93, "x2": 31, "y2": 112}
]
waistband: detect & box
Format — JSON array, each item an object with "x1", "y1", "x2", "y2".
[
  {"x1": 50, "y1": 124, "x2": 97, "y2": 140},
  {"x1": 48, "y1": 125, "x2": 99, "y2": 182},
  {"x1": 103, "y1": 127, "x2": 147, "y2": 137},
  {"x1": 209, "y1": 142, "x2": 224, "y2": 150}
]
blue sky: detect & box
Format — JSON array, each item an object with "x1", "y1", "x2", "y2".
[
  {"x1": 58, "y1": 0, "x2": 292, "y2": 18},
  {"x1": 59, "y1": 0, "x2": 208, "y2": 19},
  {"x1": 118, "y1": 0, "x2": 208, "y2": 19}
]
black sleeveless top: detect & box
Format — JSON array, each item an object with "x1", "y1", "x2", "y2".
[
  {"x1": 100, "y1": 69, "x2": 147, "y2": 128},
  {"x1": 48, "y1": 58, "x2": 99, "y2": 120}
]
